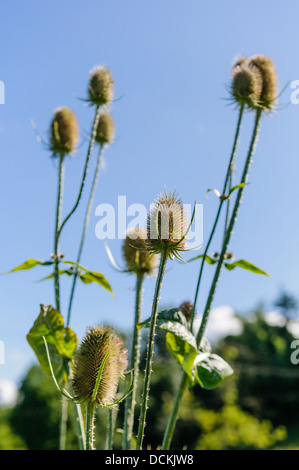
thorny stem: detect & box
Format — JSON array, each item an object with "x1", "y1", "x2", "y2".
[
  {"x1": 66, "y1": 144, "x2": 104, "y2": 327},
  {"x1": 54, "y1": 154, "x2": 65, "y2": 313},
  {"x1": 190, "y1": 104, "x2": 244, "y2": 330},
  {"x1": 57, "y1": 104, "x2": 101, "y2": 239},
  {"x1": 161, "y1": 107, "x2": 262, "y2": 450},
  {"x1": 136, "y1": 249, "x2": 168, "y2": 450},
  {"x1": 86, "y1": 401, "x2": 96, "y2": 450},
  {"x1": 123, "y1": 273, "x2": 144, "y2": 450}
]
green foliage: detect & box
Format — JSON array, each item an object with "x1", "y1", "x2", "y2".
[
  {"x1": 0, "y1": 409, "x2": 27, "y2": 450},
  {"x1": 27, "y1": 305, "x2": 78, "y2": 381}
]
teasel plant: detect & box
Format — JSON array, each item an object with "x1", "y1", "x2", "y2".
[
  {"x1": 41, "y1": 325, "x2": 131, "y2": 450},
  {"x1": 5, "y1": 65, "x2": 116, "y2": 450},
  {"x1": 135, "y1": 190, "x2": 196, "y2": 450},
  {"x1": 66, "y1": 111, "x2": 115, "y2": 328},
  {"x1": 120, "y1": 228, "x2": 158, "y2": 450},
  {"x1": 160, "y1": 54, "x2": 279, "y2": 450}
]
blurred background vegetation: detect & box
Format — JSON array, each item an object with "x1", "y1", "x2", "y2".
[{"x1": 1, "y1": 291, "x2": 298, "y2": 450}]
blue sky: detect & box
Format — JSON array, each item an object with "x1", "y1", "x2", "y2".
[{"x1": 1, "y1": 0, "x2": 299, "y2": 386}]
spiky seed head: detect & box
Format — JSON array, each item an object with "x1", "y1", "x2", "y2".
[
  {"x1": 248, "y1": 55, "x2": 278, "y2": 111},
  {"x1": 50, "y1": 107, "x2": 79, "y2": 156},
  {"x1": 179, "y1": 301, "x2": 193, "y2": 321},
  {"x1": 147, "y1": 190, "x2": 186, "y2": 259},
  {"x1": 95, "y1": 112, "x2": 115, "y2": 145},
  {"x1": 72, "y1": 326, "x2": 127, "y2": 406},
  {"x1": 88, "y1": 66, "x2": 114, "y2": 106},
  {"x1": 123, "y1": 228, "x2": 157, "y2": 275},
  {"x1": 231, "y1": 62, "x2": 263, "y2": 110}
]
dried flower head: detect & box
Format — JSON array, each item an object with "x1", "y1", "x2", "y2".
[
  {"x1": 179, "y1": 301, "x2": 193, "y2": 321},
  {"x1": 95, "y1": 112, "x2": 115, "y2": 145},
  {"x1": 147, "y1": 190, "x2": 187, "y2": 259},
  {"x1": 248, "y1": 55, "x2": 278, "y2": 110},
  {"x1": 231, "y1": 62, "x2": 263, "y2": 110},
  {"x1": 72, "y1": 326, "x2": 127, "y2": 406},
  {"x1": 50, "y1": 107, "x2": 79, "y2": 156},
  {"x1": 88, "y1": 66, "x2": 114, "y2": 106},
  {"x1": 123, "y1": 228, "x2": 157, "y2": 275}
]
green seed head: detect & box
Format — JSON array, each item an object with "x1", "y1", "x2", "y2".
[
  {"x1": 95, "y1": 112, "x2": 115, "y2": 145},
  {"x1": 123, "y1": 228, "x2": 157, "y2": 275},
  {"x1": 147, "y1": 190, "x2": 186, "y2": 259},
  {"x1": 72, "y1": 326, "x2": 127, "y2": 406},
  {"x1": 88, "y1": 66, "x2": 114, "y2": 106},
  {"x1": 50, "y1": 107, "x2": 79, "y2": 156},
  {"x1": 231, "y1": 62, "x2": 263, "y2": 110},
  {"x1": 248, "y1": 55, "x2": 278, "y2": 110}
]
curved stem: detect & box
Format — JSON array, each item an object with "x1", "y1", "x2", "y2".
[
  {"x1": 162, "y1": 107, "x2": 262, "y2": 450},
  {"x1": 190, "y1": 104, "x2": 244, "y2": 330},
  {"x1": 122, "y1": 273, "x2": 144, "y2": 450},
  {"x1": 136, "y1": 249, "x2": 168, "y2": 450},
  {"x1": 86, "y1": 401, "x2": 96, "y2": 450},
  {"x1": 66, "y1": 144, "x2": 104, "y2": 327},
  {"x1": 57, "y1": 105, "x2": 101, "y2": 239},
  {"x1": 54, "y1": 154, "x2": 65, "y2": 312}
]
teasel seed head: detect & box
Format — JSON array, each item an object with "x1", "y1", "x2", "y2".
[
  {"x1": 72, "y1": 326, "x2": 128, "y2": 406},
  {"x1": 231, "y1": 62, "x2": 263, "y2": 110},
  {"x1": 88, "y1": 66, "x2": 114, "y2": 106},
  {"x1": 248, "y1": 55, "x2": 278, "y2": 111},
  {"x1": 95, "y1": 112, "x2": 115, "y2": 146},
  {"x1": 179, "y1": 301, "x2": 193, "y2": 322},
  {"x1": 146, "y1": 190, "x2": 187, "y2": 260},
  {"x1": 123, "y1": 228, "x2": 157, "y2": 275},
  {"x1": 50, "y1": 107, "x2": 79, "y2": 156}
]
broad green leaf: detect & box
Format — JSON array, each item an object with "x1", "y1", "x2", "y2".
[
  {"x1": 4, "y1": 258, "x2": 53, "y2": 274},
  {"x1": 198, "y1": 337, "x2": 212, "y2": 354},
  {"x1": 27, "y1": 305, "x2": 78, "y2": 381},
  {"x1": 194, "y1": 353, "x2": 234, "y2": 389},
  {"x1": 138, "y1": 308, "x2": 189, "y2": 330},
  {"x1": 187, "y1": 254, "x2": 217, "y2": 265},
  {"x1": 224, "y1": 259, "x2": 270, "y2": 277},
  {"x1": 165, "y1": 332, "x2": 197, "y2": 380}
]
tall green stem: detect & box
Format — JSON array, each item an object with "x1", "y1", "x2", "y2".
[
  {"x1": 66, "y1": 144, "x2": 104, "y2": 327},
  {"x1": 190, "y1": 104, "x2": 244, "y2": 330},
  {"x1": 86, "y1": 401, "x2": 96, "y2": 450},
  {"x1": 161, "y1": 108, "x2": 262, "y2": 450},
  {"x1": 57, "y1": 105, "x2": 101, "y2": 240},
  {"x1": 54, "y1": 154, "x2": 65, "y2": 312},
  {"x1": 123, "y1": 273, "x2": 144, "y2": 450},
  {"x1": 196, "y1": 109, "x2": 262, "y2": 344},
  {"x1": 136, "y1": 249, "x2": 168, "y2": 450},
  {"x1": 106, "y1": 408, "x2": 115, "y2": 450}
]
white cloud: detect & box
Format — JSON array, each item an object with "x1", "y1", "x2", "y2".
[
  {"x1": 193, "y1": 305, "x2": 243, "y2": 345},
  {"x1": 0, "y1": 379, "x2": 18, "y2": 407}
]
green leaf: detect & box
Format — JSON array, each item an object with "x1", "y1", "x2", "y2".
[
  {"x1": 194, "y1": 353, "x2": 234, "y2": 389},
  {"x1": 228, "y1": 182, "x2": 247, "y2": 196},
  {"x1": 27, "y1": 305, "x2": 78, "y2": 381},
  {"x1": 138, "y1": 308, "x2": 189, "y2": 330},
  {"x1": 63, "y1": 261, "x2": 114, "y2": 295},
  {"x1": 4, "y1": 258, "x2": 53, "y2": 274},
  {"x1": 37, "y1": 270, "x2": 72, "y2": 282},
  {"x1": 165, "y1": 332, "x2": 197, "y2": 380},
  {"x1": 224, "y1": 259, "x2": 270, "y2": 277},
  {"x1": 187, "y1": 254, "x2": 217, "y2": 265}
]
